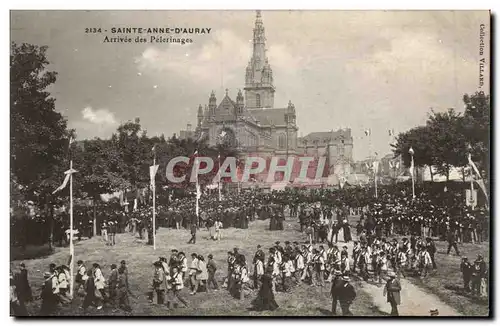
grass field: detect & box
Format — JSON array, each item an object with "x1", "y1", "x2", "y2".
[
  {"x1": 11, "y1": 216, "x2": 490, "y2": 317},
  {"x1": 10, "y1": 219, "x2": 383, "y2": 317}
]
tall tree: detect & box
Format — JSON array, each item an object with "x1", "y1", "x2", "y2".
[
  {"x1": 11, "y1": 42, "x2": 71, "y2": 249},
  {"x1": 462, "y1": 91, "x2": 490, "y2": 177},
  {"x1": 426, "y1": 108, "x2": 467, "y2": 181},
  {"x1": 10, "y1": 42, "x2": 71, "y2": 197},
  {"x1": 392, "y1": 125, "x2": 434, "y2": 180},
  {"x1": 73, "y1": 138, "x2": 126, "y2": 235}
]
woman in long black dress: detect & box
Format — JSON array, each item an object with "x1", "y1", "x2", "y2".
[{"x1": 251, "y1": 268, "x2": 279, "y2": 311}]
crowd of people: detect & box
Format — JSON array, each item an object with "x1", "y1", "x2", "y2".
[{"x1": 10, "y1": 182, "x2": 490, "y2": 316}]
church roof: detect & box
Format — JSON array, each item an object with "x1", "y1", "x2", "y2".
[
  {"x1": 247, "y1": 108, "x2": 287, "y2": 126},
  {"x1": 213, "y1": 95, "x2": 239, "y2": 122},
  {"x1": 301, "y1": 131, "x2": 332, "y2": 140},
  {"x1": 299, "y1": 129, "x2": 352, "y2": 142},
  {"x1": 217, "y1": 94, "x2": 237, "y2": 111}
]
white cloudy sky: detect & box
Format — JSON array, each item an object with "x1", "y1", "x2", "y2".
[{"x1": 10, "y1": 10, "x2": 490, "y2": 160}]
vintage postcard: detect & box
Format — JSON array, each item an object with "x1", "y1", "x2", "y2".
[{"x1": 10, "y1": 10, "x2": 491, "y2": 317}]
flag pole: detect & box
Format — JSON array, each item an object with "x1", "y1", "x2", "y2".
[
  {"x1": 153, "y1": 149, "x2": 156, "y2": 250},
  {"x1": 69, "y1": 158, "x2": 74, "y2": 298},
  {"x1": 195, "y1": 151, "x2": 200, "y2": 228},
  {"x1": 470, "y1": 170, "x2": 475, "y2": 209},
  {"x1": 374, "y1": 155, "x2": 378, "y2": 198},
  {"x1": 411, "y1": 152, "x2": 415, "y2": 199},
  {"x1": 218, "y1": 153, "x2": 222, "y2": 201}
]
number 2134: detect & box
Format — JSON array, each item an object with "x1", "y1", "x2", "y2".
[{"x1": 85, "y1": 28, "x2": 102, "y2": 33}]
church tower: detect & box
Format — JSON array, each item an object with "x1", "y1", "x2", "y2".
[{"x1": 244, "y1": 10, "x2": 275, "y2": 109}]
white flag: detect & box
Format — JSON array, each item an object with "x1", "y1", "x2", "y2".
[
  {"x1": 196, "y1": 184, "x2": 202, "y2": 200},
  {"x1": 52, "y1": 168, "x2": 77, "y2": 194},
  {"x1": 409, "y1": 156, "x2": 414, "y2": 177},
  {"x1": 372, "y1": 161, "x2": 379, "y2": 174},
  {"x1": 468, "y1": 153, "x2": 489, "y2": 203},
  {"x1": 150, "y1": 165, "x2": 159, "y2": 187}
]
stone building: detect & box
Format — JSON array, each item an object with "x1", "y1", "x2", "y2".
[
  {"x1": 297, "y1": 129, "x2": 354, "y2": 175},
  {"x1": 190, "y1": 10, "x2": 298, "y2": 159},
  {"x1": 179, "y1": 11, "x2": 354, "y2": 183}
]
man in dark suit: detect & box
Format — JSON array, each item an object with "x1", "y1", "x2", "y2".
[
  {"x1": 446, "y1": 228, "x2": 460, "y2": 256},
  {"x1": 188, "y1": 222, "x2": 197, "y2": 244},
  {"x1": 338, "y1": 275, "x2": 356, "y2": 316},
  {"x1": 426, "y1": 238, "x2": 437, "y2": 269},
  {"x1": 330, "y1": 270, "x2": 343, "y2": 315},
  {"x1": 384, "y1": 271, "x2": 401, "y2": 316}
]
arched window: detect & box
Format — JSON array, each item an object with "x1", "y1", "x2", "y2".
[
  {"x1": 256, "y1": 94, "x2": 261, "y2": 108},
  {"x1": 278, "y1": 133, "x2": 286, "y2": 149}
]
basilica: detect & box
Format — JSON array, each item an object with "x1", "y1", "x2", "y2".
[{"x1": 181, "y1": 11, "x2": 354, "y2": 179}]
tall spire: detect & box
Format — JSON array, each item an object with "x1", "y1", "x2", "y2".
[
  {"x1": 252, "y1": 10, "x2": 267, "y2": 70},
  {"x1": 244, "y1": 10, "x2": 275, "y2": 109}
]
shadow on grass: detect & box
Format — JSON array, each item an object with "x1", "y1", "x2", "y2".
[
  {"x1": 443, "y1": 284, "x2": 489, "y2": 305},
  {"x1": 10, "y1": 244, "x2": 55, "y2": 261},
  {"x1": 369, "y1": 305, "x2": 390, "y2": 316},
  {"x1": 316, "y1": 307, "x2": 333, "y2": 316}
]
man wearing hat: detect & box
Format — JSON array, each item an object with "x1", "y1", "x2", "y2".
[
  {"x1": 206, "y1": 254, "x2": 219, "y2": 291},
  {"x1": 214, "y1": 218, "x2": 223, "y2": 241},
  {"x1": 75, "y1": 260, "x2": 87, "y2": 294},
  {"x1": 471, "y1": 254, "x2": 487, "y2": 297},
  {"x1": 168, "y1": 250, "x2": 179, "y2": 274},
  {"x1": 15, "y1": 262, "x2": 33, "y2": 303},
  {"x1": 338, "y1": 275, "x2": 356, "y2": 316},
  {"x1": 460, "y1": 257, "x2": 472, "y2": 292},
  {"x1": 275, "y1": 241, "x2": 284, "y2": 255},
  {"x1": 150, "y1": 261, "x2": 166, "y2": 304},
  {"x1": 109, "y1": 220, "x2": 117, "y2": 246},
  {"x1": 284, "y1": 241, "x2": 293, "y2": 256},
  {"x1": 383, "y1": 271, "x2": 401, "y2": 316},
  {"x1": 40, "y1": 271, "x2": 59, "y2": 315},
  {"x1": 188, "y1": 222, "x2": 197, "y2": 244},
  {"x1": 446, "y1": 227, "x2": 460, "y2": 256},
  {"x1": 108, "y1": 264, "x2": 119, "y2": 306},
  {"x1": 253, "y1": 245, "x2": 265, "y2": 265},
  {"x1": 330, "y1": 270, "x2": 343, "y2": 315}
]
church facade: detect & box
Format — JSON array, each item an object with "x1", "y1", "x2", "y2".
[
  {"x1": 194, "y1": 11, "x2": 298, "y2": 159},
  {"x1": 181, "y1": 11, "x2": 353, "y2": 181}
]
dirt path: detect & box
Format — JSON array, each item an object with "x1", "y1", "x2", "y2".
[{"x1": 338, "y1": 231, "x2": 461, "y2": 316}]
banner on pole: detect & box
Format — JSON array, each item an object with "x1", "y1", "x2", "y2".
[
  {"x1": 468, "y1": 153, "x2": 489, "y2": 203},
  {"x1": 150, "y1": 164, "x2": 159, "y2": 187},
  {"x1": 52, "y1": 168, "x2": 78, "y2": 194},
  {"x1": 465, "y1": 189, "x2": 478, "y2": 207}
]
